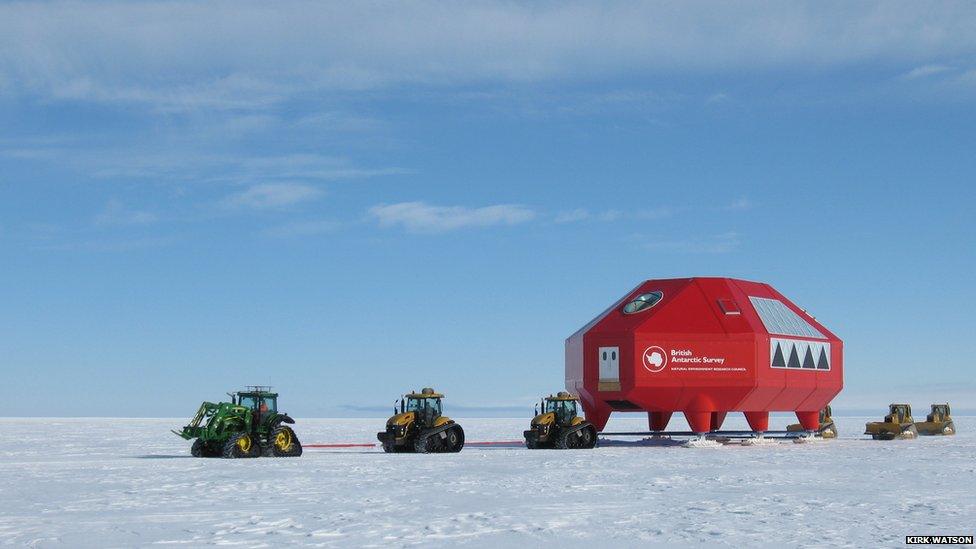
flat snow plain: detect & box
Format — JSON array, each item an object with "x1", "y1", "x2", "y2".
[{"x1": 1, "y1": 416, "x2": 973, "y2": 548}]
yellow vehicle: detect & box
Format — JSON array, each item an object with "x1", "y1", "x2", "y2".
[
  {"x1": 915, "y1": 403, "x2": 956, "y2": 436},
  {"x1": 787, "y1": 405, "x2": 838, "y2": 438},
  {"x1": 524, "y1": 392, "x2": 597, "y2": 449},
  {"x1": 865, "y1": 403, "x2": 918, "y2": 440},
  {"x1": 377, "y1": 388, "x2": 464, "y2": 453}
]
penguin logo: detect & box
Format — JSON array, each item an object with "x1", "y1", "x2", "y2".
[{"x1": 642, "y1": 346, "x2": 668, "y2": 373}]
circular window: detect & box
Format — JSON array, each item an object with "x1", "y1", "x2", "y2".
[{"x1": 622, "y1": 291, "x2": 664, "y2": 314}]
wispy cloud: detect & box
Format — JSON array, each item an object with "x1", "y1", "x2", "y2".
[
  {"x1": 634, "y1": 207, "x2": 671, "y2": 220},
  {"x1": 261, "y1": 219, "x2": 340, "y2": 238},
  {"x1": 3, "y1": 2, "x2": 976, "y2": 111},
  {"x1": 4, "y1": 146, "x2": 407, "y2": 187},
  {"x1": 93, "y1": 199, "x2": 158, "y2": 226},
  {"x1": 706, "y1": 92, "x2": 730, "y2": 105},
  {"x1": 725, "y1": 198, "x2": 754, "y2": 211},
  {"x1": 48, "y1": 74, "x2": 288, "y2": 114},
  {"x1": 554, "y1": 209, "x2": 591, "y2": 224},
  {"x1": 84, "y1": 152, "x2": 406, "y2": 183},
  {"x1": 221, "y1": 183, "x2": 324, "y2": 210},
  {"x1": 35, "y1": 236, "x2": 177, "y2": 253},
  {"x1": 642, "y1": 231, "x2": 741, "y2": 254},
  {"x1": 901, "y1": 64, "x2": 954, "y2": 80},
  {"x1": 554, "y1": 208, "x2": 622, "y2": 223},
  {"x1": 369, "y1": 201, "x2": 535, "y2": 233}
]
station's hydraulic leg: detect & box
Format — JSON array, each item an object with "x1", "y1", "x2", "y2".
[
  {"x1": 648, "y1": 411, "x2": 672, "y2": 431},
  {"x1": 792, "y1": 410, "x2": 821, "y2": 444},
  {"x1": 682, "y1": 410, "x2": 722, "y2": 447},
  {"x1": 743, "y1": 411, "x2": 769, "y2": 432},
  {"x1": 709, "y1": 411, "x2": 727, "y2": 431},
  {"x1": 583, "y1": 401, "x2": 613, "y2": 432},
  {"x1": 684, "y1": 410, "x2": 712, "y2": 434},
  {"x1": 795, "y1": 410, "x2": 820, "y2": 431},
  {"x1": 741, "y1": 411, "x2": 776, "y2": 445}
]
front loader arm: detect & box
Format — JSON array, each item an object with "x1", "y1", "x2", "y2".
[{"x1": 172, "y1": 401, "x2": 217, "y2": 439}]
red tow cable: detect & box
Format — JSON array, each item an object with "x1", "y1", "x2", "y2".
[{"x1": 304, "y1": 440, "x2": 524, "y2": 449}]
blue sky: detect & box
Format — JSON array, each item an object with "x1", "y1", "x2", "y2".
[{"x1": 2, "y1": 2, "x2": 974, "y2": 417}]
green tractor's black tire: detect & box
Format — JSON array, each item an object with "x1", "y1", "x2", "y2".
[
  {"x1": 271, "y1": 426, "x2": 303, "y2": 457},
  {"x1": 191, "y1": 439, "x2": 207, "y2": 457},
  {"x1": 191, "y1": 439, "x2": 220, "y2": 457},
  {"x1": 222, "y1": 432, "x2": 260, "y2": 458}
]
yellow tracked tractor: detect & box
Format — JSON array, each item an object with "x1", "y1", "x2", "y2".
[
  {"x1": 915, "y1": 403, "x2": 956, "y2": 436},
  {"x1": 865, "y1": 403, "x2": 918, "y2": 440},
  {"x1": 524, "y1": 392, "x2": 597, "y2": 449},
  {"x1": 377, "y1": 388, "x2": 464, "y2": 453},
  {"x1": 787, "y1": 405, "x2": 838, "y2": 438}
]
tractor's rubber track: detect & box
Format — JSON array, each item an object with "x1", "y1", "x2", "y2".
[
  {"x1": 270, "y1": 427, "x2": 303, "y2": 457},
  {"x1": 555, "y1": 424, "x2": 597, "y2": 449},
  {"x1": 222, "y1": 433, "x2": 260, "y2": 458},
  {"x1": 413, "y1": 424, "x2": 465, "y2": 453}
]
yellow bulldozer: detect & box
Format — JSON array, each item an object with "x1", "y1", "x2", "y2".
[
  {"x1": 786, "y1": 405, "x2": 838, "y2": 438},
  {"x1": 914, "y1": 403, "x2": 956, "y2": 436},
  {"x1": 865, "y1": 403, "x2": 918, "y2": 440},
  {"x1": 523, "y1": 392, "x2": 597, "y2": 449},
  {"x1": 377, "y1": 388, "x2": 464, "y2": 453}
]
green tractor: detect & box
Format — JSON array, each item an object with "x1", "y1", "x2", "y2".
[
  {"x1": 524, "y1": 392, "x2": 597, "y2": 449},
  {"x1": 173, "y1": 386, "x2": 303, "y2": 458}
]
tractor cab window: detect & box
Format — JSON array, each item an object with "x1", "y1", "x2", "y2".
[
  {"x1": 546, "y1": 400, "x2": 577, "y2": 420},
  {"x1": 406, "y1": 397, "x2": 442, "y2": 416},
  {"x1": 238, "y1": 395, "x2": 276, "y2": 414}
]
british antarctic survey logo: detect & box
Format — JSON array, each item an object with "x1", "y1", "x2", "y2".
[{"x1": 642, "y1": 346, "x2": 668, "y2": 373}]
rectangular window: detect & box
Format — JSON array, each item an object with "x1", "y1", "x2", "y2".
[
  {"x1": 717, "y1": 299, "x2": 740, "y2": 315},
  {"x1": 749, "y1": 296, "x2": 825, "y2": 339}
]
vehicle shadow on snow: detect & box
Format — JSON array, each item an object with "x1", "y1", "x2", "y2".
[
  {"x1": 597, "y1": 438, "x2": 687, "y2": 447},
  {"x1": 132, "y1": 454, "x2": 197, "y2": 459}
]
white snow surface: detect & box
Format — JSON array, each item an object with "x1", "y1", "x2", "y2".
[{"x1": 1, "y1": 416, "x2": 974, "y2": 547}]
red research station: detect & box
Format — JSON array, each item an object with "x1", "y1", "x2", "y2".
[{"x1": 565, "y1": 277, "x2": 843, "y2": 434}]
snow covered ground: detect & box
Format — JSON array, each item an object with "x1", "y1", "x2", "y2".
[{"x1": 1, "y1": 416, "x2": 973, "y2": 547}]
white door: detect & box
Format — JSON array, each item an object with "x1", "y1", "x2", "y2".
[{"x1": 599, "y1": 346, "x2": 620, "y2": 391}]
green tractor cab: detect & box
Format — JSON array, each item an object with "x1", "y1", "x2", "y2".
[
  {"x1": 787, "y1": 405, "x2": 838, "y2": 438},
  {"x1": 865, "y1": 403, "x2": 918, "y2": 440},
  {"x1": 377, "y1": 388, "x2": 465, "y2": 453},
  {"x1": 173, "y1": 386, "x2": 303, "y2": 458},
  {"x1": 524, "y1": 392, "x2": 597, "y2": 449},
  {"x1": 915, "y1": 403, "x2": 956, "y2": 436}
]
